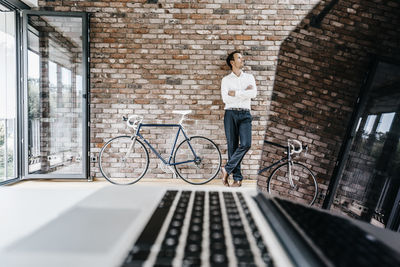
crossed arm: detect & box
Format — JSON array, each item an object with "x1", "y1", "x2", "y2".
[
  {"x1": 221, "y1": 76, "x2": 257, "y2": 104},
  {"x1": 228, "y1": 85, "x2": 254, "y2": 96}
]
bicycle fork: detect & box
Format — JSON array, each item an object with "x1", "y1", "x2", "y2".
[
  {"x1": 287, "y1": 146, "x2": 296, "y2": 190},
  {"x1": 287, "y1": 161, "x2": 296, "y2": 189},
  {"x1": 123, "y1": 134, "x2": 138, "y2": 161}
]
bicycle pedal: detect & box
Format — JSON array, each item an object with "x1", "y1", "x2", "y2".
[
  {"x1": 167, "y1": 166, "x2": 177, "y2": 178},
  {"x1": 158, "y1": 162, "x2": 177, "y2": 178}
]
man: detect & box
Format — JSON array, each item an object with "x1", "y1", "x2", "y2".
[{"x1": 221, "y1": 51, "x2": 257, "y2": 187}]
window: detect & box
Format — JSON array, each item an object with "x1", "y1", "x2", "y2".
[
  {"x1": 330, "y1": 60, "x2": 400, "y2": 231},
  {"x1": 0, "y1": 7, "x2": 89, "y2": 184},
  {"x1": 24, "y1": 12, "x2": 88, "y2": 178},
  {"x1": 0, "y1": 6, "x2": 17, "y2": 182}
]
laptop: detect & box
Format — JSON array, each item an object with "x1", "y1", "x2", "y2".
[{"x1": 1, "y1": 184, "x2": 400, "y2": 267}]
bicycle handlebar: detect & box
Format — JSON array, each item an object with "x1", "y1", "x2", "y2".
[
  {"x1": 264, "y1": 139, "x2": 308, "y2": 155},
  {"x1": 288, "y1": 139, "x2": 302, "y2": 154},
  {"x1": 124, "y1": 115, "x2": 144, "y2": 129}
]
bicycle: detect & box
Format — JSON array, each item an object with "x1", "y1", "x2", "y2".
[
  {"x1": 258, "y1": 139, "x2": 318, "y2": 205},
  {"x1": 98, "y1": 110, "x2": 222, "y2": 185}
]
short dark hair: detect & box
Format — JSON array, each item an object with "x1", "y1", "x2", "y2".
[{"x1": 226, "y1": 50, "x2": 241, "y2": 69}]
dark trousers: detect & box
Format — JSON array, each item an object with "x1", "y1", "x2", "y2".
[{"x1": 224, "y1": 110, "x2": 252, "y2": 181}]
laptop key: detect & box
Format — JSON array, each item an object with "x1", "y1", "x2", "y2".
[
  {"x1": 238, "y1": 263, "x2": 257, "y2": 267},
  {"x1": 157, "y1": 248, "x2": 176, "y2": 258},
  {"x1": 154, "y1": 258, "x2": 173, "y2": 266},
  {"x1": 236, "y1": 248, "x2": 254, "y2": 258},
  {"x1": 182, "y1": 256, "x2": 202, "y2": 266},
  {"x1": 210, "y1": 252, "x2": 228, "y2": 264}
]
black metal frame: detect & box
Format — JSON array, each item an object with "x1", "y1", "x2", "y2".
[
  {"x1": 0, "y1": 177, "x2": 20, "y2": 186},
  {"x1": 322, "y1": 56, "x2": 400, "y2": 216},
  {"x1": 0, "y1": 0, "x2": 29, "y2": 10},
  {"x1": 387, "y1": 190, "x2": 400, "y2": 231},
  {"x1": 21, "y1": 10, "x2": 89, "y2": 180},
  {"x1": 0, "y1": 1, "x2": 29, "y2": 185},
  {"x1": 0, "y1": 3, "x2": 91, "y2": 185}
]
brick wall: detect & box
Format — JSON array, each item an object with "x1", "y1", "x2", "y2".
[
  {"x1": 258, "y1": 0, "x2": 400, "y2": 205},
  {"x1": 37, "y1": 0, "x2": 400, "y2": 205},
  {"x1": 38, "y1": 0, "x2": 320, "y2": 180}
]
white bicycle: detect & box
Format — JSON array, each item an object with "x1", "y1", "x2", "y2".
[{"x1": 258, "y1": 139, "x2": 318, "y2": 205}]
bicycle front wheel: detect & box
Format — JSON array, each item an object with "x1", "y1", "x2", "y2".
[
  {"x1": 267, "y1": 162, "x2": 318, "y2": 205},
  {"x1": 99, "y1": 136, "x2": 149, "y2": 185},
  {"x1": 173, "y1": 136, "x2": 221, "y2": 185}
]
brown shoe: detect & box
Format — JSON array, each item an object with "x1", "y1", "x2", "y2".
[
  {"x1": 221, "y1": 167, "x2": 229, "y2": 187},
  {"x1": 231, "y1": 181, "x2": 242, "y2": 187}
]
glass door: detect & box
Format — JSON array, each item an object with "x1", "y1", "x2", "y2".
[
  {"x1": 22, "y1": 11, "x2": 88, "y2": 179},
  {"x1": 0, "y1": 6, "x2": 17, "y2": 182},
  {"x1": 330, "y1": 60, "x2": 400, "y2": 230}
]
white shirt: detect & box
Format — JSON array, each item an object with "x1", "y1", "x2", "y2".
[{"x1": 221, "y1": 71, "x2": 257, "y2": 110}]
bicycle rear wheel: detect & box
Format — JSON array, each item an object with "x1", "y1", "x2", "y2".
[
  {"x1": 99, "y1": 136, "x2": 149, "y2": 185},
  {"x1": 267, "y1": 162, "x2": 318, "y2": 205},
  {"x1": 173, "y1": 136, "x2": 221, "y2": 185}
]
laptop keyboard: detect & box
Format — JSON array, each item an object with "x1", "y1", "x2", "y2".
[
  {"x1": 123, "y1": 190, "x2": 178, "y2": 264},
  {"x1": 122, "y1": 190, "x2": 400, "y2": 267},
  {"x1": 237, "y1": 193, "x2": 274, "y2": 265},
  {"x1": 275, "y1": 198, "x2": 400, "y2": 267},
  {"x1": 122, "y1": 190, "x2": 273, "y2": 267}
]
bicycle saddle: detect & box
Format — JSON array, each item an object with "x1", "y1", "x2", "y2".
[{"x1": 172, "y1": 110, "x2": 192, "y2": 115}]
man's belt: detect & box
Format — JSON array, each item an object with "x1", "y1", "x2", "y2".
[{"x1": 226, "y1": 108, "x2": 250, "y2": 111}]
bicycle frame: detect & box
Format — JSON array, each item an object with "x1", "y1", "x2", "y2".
[
  {"x1": 258, "y1": 140, "x2": 296, "y2": 188},
  {"x1": 130, "y1": 123, "x2": 198, "y2": 166}
]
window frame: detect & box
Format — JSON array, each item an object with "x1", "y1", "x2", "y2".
[{"x1": 20, "y1": 10, "x2": 90, "y2": 180}]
